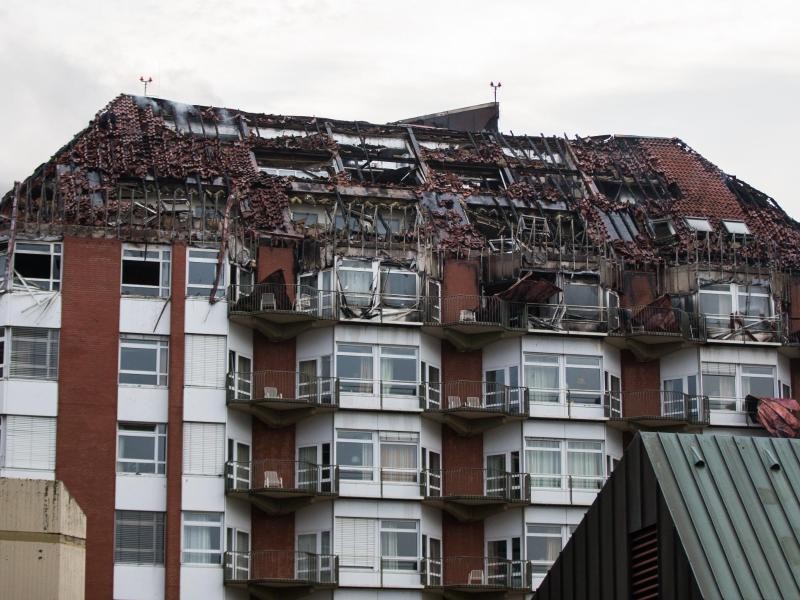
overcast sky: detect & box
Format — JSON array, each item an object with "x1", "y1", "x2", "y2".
[{"x1": 1, "y1": 0, "x2": 797, "y2": 217}]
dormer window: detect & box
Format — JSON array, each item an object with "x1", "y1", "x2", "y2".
[
  {"x1": 648, "y1": 218, "x2": 675, "y2": 241},
  {"x1": 685, "y1": 217, "x2": 713, "y2": 233},
  {"x1": 722, "y1": 220, "x2": 750, "y2": 235}
]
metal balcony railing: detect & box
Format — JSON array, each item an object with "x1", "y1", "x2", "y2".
[
  {"x1": 225, "y1": 459, "x2": 338, "y2": 495},
  {"x1": 704, "y1": 313, "x2": 782, "y2": 343},
  {"x1": 421, "y1": 380, "x2": 529, "y2": 416},
  {"x1": 420, "y1": 468, "x2": 529, "y2": 503},
  {"x1": 603, "y1": 390, "x2": 710, "y2": 425},
  {"x1": 224, "y1": 550, "x2": 338, "y2": 586},
  {"x1": 228, "y1": 283, "x2": 337, "y2": 319},
  {"x1": 608, "y1": 305, "x2": 705, "y2": 341},
  {"x1": 337, "y1": 466, "x2": 420, "y2": 485},
  {"x1": 784, "y1": 317, "x2": 800, "y2": 346},
  {"x1": 227, "y1": 371, "x2": 339, "y2": 408},
  {"x1": 421, "y1": 556, "x2": 533, "y2": 590},
  {"x1": 525, "y1": 303, "x2": 608, "y2": 333}
]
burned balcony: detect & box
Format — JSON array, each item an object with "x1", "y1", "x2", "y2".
[
  {"x1": 228, "y1": 283, "x2": 336, "y2": 340},
  {"x1": 225, "y1": 459, "x2": 338, "y2": 514},
  {"x1": 698, "y1": 283, "x2": 782, "y2": 344},
  {"x1": 604, "y1": 390, "x2": 710, "y2": 431},
  {"x1": 607, "y1": 301, "x2": 705, "y2": 360},
  {"x1": 420, "y1": 468, "x2": 529, "y2": 521},
  {"x1": 224, "y1": 550, "x2": 338, "y2": 597},
  {"x1": 226, "y1": 370, "x2": 338, "y2": 427},
  {"x1": 421, "y1": 556, "x2": 532, "y2": 594},
  {"x1": 425, "y1": 295, "x2": 527, "y2": 351},
  {"x1": 421, "y1": 380, "x2": 529, "y2": 435}
]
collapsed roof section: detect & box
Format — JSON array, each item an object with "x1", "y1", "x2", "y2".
[{"x1": 2, "y1": 94, "x2": 800, "y2": 271}]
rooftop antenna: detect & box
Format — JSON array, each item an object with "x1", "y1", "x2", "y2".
[
  {"x1": 139, "y1": 76, "x2": 153, "y2": 96},
  {"x1": 490, "y1": 81, "x2": 502, "y2": 104}
]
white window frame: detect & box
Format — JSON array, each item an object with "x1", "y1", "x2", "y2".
[
  {"x1": 119, "y1": 334, "x2": 169, "y2": 387},
  {"x1": 702, "y1": 362, "x2": 776, "y2": 412},
  {"x1": 114, "y1": 510, "x2": 166, "y2": 565},
  {"x1": 117, "y1": 423, "x2": 167, "y2": 475},
  {"x1": 722, "y1": 220, "x2": 750, "y2": 235},
  {"x1": 524, "y1": 353, "x2": 605, "y2": 406},
  {"x1": 525, "y1": 438, "x2": 605, "y2": 490},
  {"x1": 380, "y1": 519, "x2": 419, "y2": 572},
  {"x1": 9, "y1": 327, "x2": 60, "y2": 380},
  {"x1": 228, "y1": 350, "x2": 252, "y2": 401},
  {"x1": 0, "y1": 328, "x2": 5, "y2": 378},
  {"x1": 0, "y1": 415, "x2": 5, "y2": 467},
  {"x1": 12, "y1": 242, "x2": 62, "y2": 291},
  {"x1": 121, "y1": 246, "x2": 171, "y2": 298},
  {"x1": 699, "y1": 283, "x2": 772, "y2": 327},
  {"x1": 685, "y1": 217, "x2": 712, "y2": 232},
  {"x1": 336, "y1": 343, "x2": 419, "y2": 397},
  {"x1": 187, "y1": 248, "x2": 226, "y2": 298},
  {"x1": 526, "y1": 524, "x2": 572, "y2": 575},
  {"x1": 335, "y1": 429, "x2": 419, "y2": 483},
  {"x1": 182, "y1": 512, "x2": 223, "y2": 565}
]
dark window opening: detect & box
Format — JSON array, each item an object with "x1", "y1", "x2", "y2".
[
  {"x1": 15, "y1": 253, "x2": 50, "y2": 280},
  {"x1": 123, "y1": 261, "x2": 160, "y2": 288}
]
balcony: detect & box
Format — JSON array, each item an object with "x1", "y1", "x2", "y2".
[
  {"x1": 604, "y1": 390, "x2": 710, "y2": 432},
  {"x1": 782, "y1": 317, "x2": 800, "y2": 356},
  {"x1": 529, "y1": 474, "x2": 606, "y2": 506},
  {"x1": 420, "y1": 468, "x2": 529, "y2": 521},
  {"x1": 607, "y1": 305, "x2": 705, "y2": 359},
  {"x1": 528, "y1": 389, "x2": 607, "y2": 420},
  {"x1": 421, "y1": 557, "x2": 532, "y2": 593},
  {"x1": 224, "y1": 550, "x2": 338, "y2": 597},
  {"x1": 421, "y1": 381, "x2": 529, "y2": 435},
  {"x1": 225, "y1": 459, "x2": 337, "y2": 514},
  {"x1": 227, "y1": 371, "x2": 338, "y2": 427},
  {"x1": 228, "y1": 283, "x2": 337, "y2": 340}
]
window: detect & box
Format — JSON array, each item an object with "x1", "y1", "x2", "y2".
[
  {"x1": 9, "y1": 327, "x2": 59, "y2": 380},
  {"x1": 380, "y1": 346, "x2": 417, "y2": 396},
  {"x1": 115, "y1": 511, "x2": 165, "y2": 565},
  {"x1": 336, "y1": 429, "x2": 419, "y2": 482},
  {"x1": 685, "y1": 217, "x2": 712, "y2": 232},
  {"x1": 0, "y1": 416, "x2": 4, "y2": 467},
  {"x1": 335, "y1": 517, "x2": 376, "y2": 568},
  {"x1": 184, "y1": 335, "x2": 226, "y2": 388},
  {"x1": 183, "y1": 422, "x2": 225, "y2": 476},
  {"x1": 562, "y1": 280, "x2": 601, "y2": 321},
  {"x1": 338, "y1": 259, "x2": 373, "y2": 307},
  {"x1": 598, "y1": 210, "x2": 638, "y2": 242},
  {"x1": 0, "y1": 329, "x2": 4, "y2": 378},
  {"x1": 2, "y1": 416, "x2": 56, "y2": 470},
  {"x1": 380, "y1": 432, "x2": 418, "y2": 482},
  {"x1": 225, "y1": 527, "x2": 251, "y2": 580},
  {"x1": 337, "y1": 430, "x2": 374, "y2": 481},
  {"x1": 12, "y1": 242, "x2": 62, "y2": 291},
  {"x1": 699, "y1": 283, "x2": 772, "y2": 328},
  {"x1": 723, "y1": 220, "x2": 750, "y2": 235},
  {"x1": 117, "y1": 423, "x2": 166, "y2": 475},
  {"x1": 741, "y1": 365, "x2": 775, "y2": 400},
  {"x1": 230, "y1": 264, "x2": 254, "y2": 301},
  {"x1": 182, "y1": 512, "x2": 223, "y2": 564},
  {"x1": 121, "y1": 247, "x2": 171, "y2": 297},
  {"x1": 524, "y1": 353, "x2": 606, "y2": 405},
  {"x1": 380, "y1": 269, "x2": 417, "y2": 308},
  {"x1": 648, "y1": 218, "x2": 675, "y2": 240},
  {"x1": 228, "y1": 351, "x2": 252, "y2": 401},
  {"x1": 381, "y1": 520, "x2": 418, "y2": 571},
  {"x1": 525, "y1": 438, "x2": 605, "y2": 490},
  {"x1": 337, "y1": 344, "x2": 373, "y2": 393},
  {"x1": 565, "y1": 356, "x2": 602, "y2": 405},
  {"x1": 187, "y1": 249, "x2": 225, "y2": 298},
  {"x1": 702, "y1": 362, "x2": 737, "y2": 410},
  {"x1": 119, "y1": 335, "x2": 169, "y2": 386},
  {"x1": 526, "y1": 524, "x2": 569, "y2": 575}
]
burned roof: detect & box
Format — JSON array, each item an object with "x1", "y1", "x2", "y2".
[{"x1": 3, "y1": 93, "x2": 799, "y2": 269}]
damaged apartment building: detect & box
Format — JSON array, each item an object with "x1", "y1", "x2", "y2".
[{"x1": 1, "y1": 94, "x2": 800, "y2": 600}]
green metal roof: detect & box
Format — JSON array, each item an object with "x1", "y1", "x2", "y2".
[{"x1": 642, "y1": 432, "x2": 800, "y2": 600}]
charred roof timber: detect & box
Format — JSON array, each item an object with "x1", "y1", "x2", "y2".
[{"x1": 3, "y1": 94, "x2": 800, "y2": 290}]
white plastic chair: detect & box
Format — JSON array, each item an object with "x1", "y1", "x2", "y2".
[
  {"x1": 466, "y1": 396, "x2": 481, "y2": 408},
  {"x1": 448, "y1": 396, "x2": 462, "y2": 409},
  {"x1": 260, "y1": 293, "x2": 276, "y2": 311},
  {"x1": 263, "y1": 386, "x2": 281, "y2": 399},
  {"x1": 467, "y1": 569, "x2": 485, "y2": 585},
  {"x1": 264, "y1": 471, "x2": 283, "y2": 488},
  {"x1": 460, "y1": 309, "x2": 476, "y2": 322}
]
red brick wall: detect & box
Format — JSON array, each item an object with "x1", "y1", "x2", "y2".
[
  {"x1": 257, "y1": 245, "x2": 296, "y2": 281},
  {"x1": 56, "y1": 237, "x2": 121, "y2": 600},
  {"x1": 442, "y1": 259, "x2": 480, "y2": 323},
  {"x1": 620, "y1": 350, "x2": 661, "y2": 417},
  {"x1": 165, "y1": 242, "x2": 186, "y2": 600},
  {"x1": 442, "y1": 515, "x2": 483, "y2": 584}
]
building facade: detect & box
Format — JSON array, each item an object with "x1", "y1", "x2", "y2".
[{"x1": 0, "y1": 95, "x2": 798, "y2": 599}]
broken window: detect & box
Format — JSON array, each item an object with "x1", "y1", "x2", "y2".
[
  {"x1": 187, "y1": 249, "x2": 225, "y2": 298},
  {"x1": 12, "y1": 242, "x2": 62, "y2": 291},
  {"x1": 122, "y1": 247, "x2": 171, "y2": 298},
  {"x1": 685, "y1": 217, "x2": 713, "y2": 233},
  {"x1": 255, "y1": 153, "x2": 333, "y2": 180},
  {"x1": 434, "y1": 165, "x2": 505, "y2": 193},
  {"x1": 338, "y1": 259, "x2": 373, "y2": 307},
  {"x1": 648, "y1": 219, "x2": 675, "y2": 241},
  {"x1": 380, "y1": 269, "x2": 417, "y2": 309},
  {"x1": 562, "y1": 278, "x2": 602, "y2": 322},
  {"x1": 722, "y1": 220, "x2": 750, "y2": 235},
  {"x1": 598, "y1": 210, "x2": 638, "y2": 242}
]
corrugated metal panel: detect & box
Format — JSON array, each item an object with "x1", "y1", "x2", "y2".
[{"x1": 642, "y1": 433, "x2": 800, "y2": 600}]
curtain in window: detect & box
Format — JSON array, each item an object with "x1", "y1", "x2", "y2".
[
  {"x1": 524, "y1": 363, "x2": 559, "y2": 403},
  {"x1": 526, "y1": 441, "x2": 561, "y2": 488},
  {"x1": 381, "y1": 443, "x2": 416, "y2": 482},
  {"x1": 567, "y1": 442, "x2": 603, "y2": 489},
  {"x1": 339, "y1": 270, "x2": 373, "y2": 307}
]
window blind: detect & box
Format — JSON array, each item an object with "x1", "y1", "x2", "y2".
[
  {"x1": 114, "y1": 510, "x2": 165, "y2": 565},
  {"x1": 335, "y1": 517, "x2": 376, "y2": 568},
  {"x1": 184, "y1": 335, "x2": 226, "y2": 388},
  {"x1": 183, "y1": 422, "x2": 224, "y2": 475},
  {"x1": 10, "y1": 327, "x2": 59, "y2": 380},
  {"x1": 702, "y1": 362, "x2": 736, "y2": 376},
  {"x1": 5, "y1": 416, "x2": 56, "y2": 470}
]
